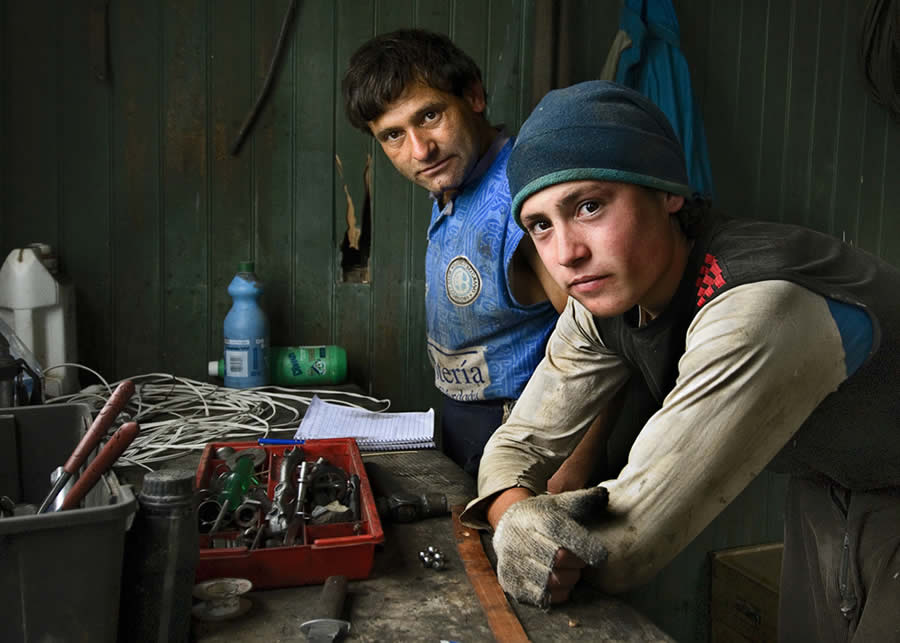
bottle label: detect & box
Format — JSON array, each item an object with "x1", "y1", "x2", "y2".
[
  {"x1": 225, "y1": 338, "x2": 267, "y2": 378},
  {"x1": 287, "y1": 347, "x2": 328, "y2": 376}
]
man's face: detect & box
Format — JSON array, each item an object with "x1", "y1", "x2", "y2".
[
  {"x1": 368, "y1": 82, "x2": 489, "y2": 194},
  {"x1": 519, "y1": 180, "x2": 686, "y2": 318}
]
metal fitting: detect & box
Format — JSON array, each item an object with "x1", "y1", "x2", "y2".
[
  {"x1": 215, "y1": 446, "x2": 236, "y2": 461},
  {"x1": 198, "y1": 499, "x2": 225, "y2": 533},
  {"x1": 267, "y1": 446, "x2": 303, "y2": 536},
  {"x1": 234, "y1": 499, "x2": 263, "y2": 528}
]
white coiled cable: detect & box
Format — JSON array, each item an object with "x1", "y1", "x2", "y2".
[{"x1": 44, "y1": 363, "x2": 391, "y2": 470}]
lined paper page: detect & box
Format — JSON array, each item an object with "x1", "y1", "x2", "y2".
[{"x1": 294, "y1": 396, "x2": 435, "y2": 451}]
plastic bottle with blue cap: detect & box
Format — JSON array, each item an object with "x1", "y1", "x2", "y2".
[{"x1": 223, "y1": 261, "x2": 269, "y2": 388}]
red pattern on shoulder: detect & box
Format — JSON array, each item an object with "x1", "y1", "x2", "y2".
[{"x1": 696, "y1": 253, "x2": 726, "y2": 308}]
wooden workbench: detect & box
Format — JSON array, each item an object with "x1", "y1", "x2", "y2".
[{"x1": 188, "y1": 449, "x2": 673, "y2": 642}]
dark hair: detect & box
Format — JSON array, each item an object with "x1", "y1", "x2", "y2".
[
  {"x1": 637, "y1": 185, "x2": 710, "y2": 237},
  {"x1": 675, "y1": 195, "x2": 712, "y2": 237},
  {"x1": 342, "y1": 28, "x2": 485, "y2": 134}
]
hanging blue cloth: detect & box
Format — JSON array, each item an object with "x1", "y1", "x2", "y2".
[{"x1": 614, "y1": 0, "x2": 715, "y2": 200}]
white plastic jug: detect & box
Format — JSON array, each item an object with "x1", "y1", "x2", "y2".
[{"x1": 0, "y1": 244, "x2": 79, "y2": 397}]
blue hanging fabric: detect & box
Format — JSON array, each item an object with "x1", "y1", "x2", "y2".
[{"x1": 612, "y1": 0, "x2": 715, "y2": 200}]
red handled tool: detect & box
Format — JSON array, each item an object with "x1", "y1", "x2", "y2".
[
  {"x1": 58, "y1": 421, "x2": 140, "y2": 511},
  {"x1": 37, "y1": 379, "x2": 136, "y2": 513}
]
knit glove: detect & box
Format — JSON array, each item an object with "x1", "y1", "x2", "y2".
[{"x1": 492, "y1": 486, "x2": 609, "y2": 607}]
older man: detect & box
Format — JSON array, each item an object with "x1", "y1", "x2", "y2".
[{"x1": 342, "y1": 30, "x2": 567, "y2": 477}]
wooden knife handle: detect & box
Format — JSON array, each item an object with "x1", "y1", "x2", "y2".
[
  {"x1": 319, "y1": 575, "x2": 348, "y2": 621},
  {"x1": 64, "y1": 379, "x2": 135, "y2": 473},
  {"x1": 60, "y1": 422, "x2": 139, "y2": 510}
]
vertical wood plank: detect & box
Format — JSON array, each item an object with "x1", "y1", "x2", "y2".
[
  {"x1": 849, "y1": 3, "x2": 900, "y2": 259},
  {"x1": 755, "y1": 0, "x2": 792, "y2": 222},
  {"x1": 208, "y1": 0, "x2": 253, "y2": 363},
  {"x1": 415, "y1": 0, "x2": 451, "y2": 32},
  {"x1": 485, "y1": 0, "x2": 526, "y2": 128},
  {"x1": 253, "y1": 0, "x2": 295, "y2": 347},
  {"x1": 806, "y1": 0, "x2": 846, "y2": 236},
  {"x1": 732, "y1": 0, "x2": 767, "y2": 220},
  {"x1": 879, "y1": 123, "x2": 900, "y2": 266},
  {"x1": 518, "y1": 0, "x2": 536, "y2": 121},
  {"x1": 674, "y1": 0, "x2": 711, "y2": 108},
  {"x1": 2, "y1": 2, "x2": 59, "y2": 250},
  {"x1": 528, "y1": 0, "x2": 556, "y2": 113},
  {"x1": 109, "y1": 0, "x2": 162, "y2": 377},
  {"x1": 59, "y1": 0, "x2": 113, "y2": 381},
  {"x1": 701, "y1": 0, "x2": 742, "y2": 215},
  {"x1": 161, "y1": 0, "x2": 209, "y2": 378},
  {"x1": 780, "y1": 0, "x2": 820, "y2": 228},
  {"x1": 293, "y1": 0, "x2": 336, "y2": 345},
  {"x1": 0, "y1": 0, "x2": 5, "y2": 242},
  {"x1": 334, "y1": 284, "x2": 371, "y2": 392},
  {"x1": 453, "y1": 0, "x2": 490, "y2": 113},
  {"x1": 856, "y1": 108, "x2": 890, "y2": 256},
  {"x1": 830, "y1": 1, "x2": 868, "y2": 247},
  {"x1": 334, "y1": 0, "x2": 375, "y2": 391},
  {"x1": 561, "y1": 0, "x2": 622, "y2": 86},
  {"x1": 765, "y1": 471, "x2": 789, "y2": 541}
]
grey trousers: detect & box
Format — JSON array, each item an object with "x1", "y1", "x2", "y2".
[{"x1": 780, "y1": 476, "x2": 900, "y2": 642}]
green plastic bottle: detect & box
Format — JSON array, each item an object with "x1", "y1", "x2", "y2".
[{"x1": 209, "y1": 345, "x2": 347, "y2": 386}]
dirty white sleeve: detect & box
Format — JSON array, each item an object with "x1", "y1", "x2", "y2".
[
  {"x1": 587, "y1": 280, "x2": 848, "y2": 593},
  {"x1": 459, "y1": 297, "x2": 632, "y2": 529}
]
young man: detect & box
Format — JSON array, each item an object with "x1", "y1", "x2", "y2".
[
  {"x1": 460, "y1": 81, "x2": 900, "y2": 641},
  {"x1": 342, "y1": 30, "x2": 567, "y2": 477}
]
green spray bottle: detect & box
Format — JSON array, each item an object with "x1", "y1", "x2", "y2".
[{"x1": 209, "y1": 345, "x2": 347, "y2": 386}]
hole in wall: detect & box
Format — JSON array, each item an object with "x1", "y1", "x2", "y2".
[{"x1": 336, "y1": 153, "x2": 371, "y2": 283}]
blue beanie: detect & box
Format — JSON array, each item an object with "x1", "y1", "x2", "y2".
[{"x1": 508, "y1": 80, "x2": 693, "y2": 228}]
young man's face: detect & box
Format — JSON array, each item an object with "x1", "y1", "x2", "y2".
[
  {"x1": 368, "y1": 82, "x2": 490, "y2": 194},
  {"x1": 519, "y1": 180, "x2": 686, "y2": 318}
]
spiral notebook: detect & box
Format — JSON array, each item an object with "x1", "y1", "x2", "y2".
[{"x1": 293, "y1": 395, "x2": 435, "y2": 452}]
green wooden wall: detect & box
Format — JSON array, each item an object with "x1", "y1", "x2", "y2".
[
  {"x1": 0, "y1": 0, "x2": 536, "y2": 420},
  {"x1": 2, "y1": 1, "x2": 898, "y2": 641}
]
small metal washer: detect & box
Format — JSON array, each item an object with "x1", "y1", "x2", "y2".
[{"x1": 193, "y1": 577, "x2": 253, "y2": 601}]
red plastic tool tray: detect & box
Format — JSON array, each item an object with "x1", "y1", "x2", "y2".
[{"x1": 194, "y1": 438, "x2": 384, "y2": 588}]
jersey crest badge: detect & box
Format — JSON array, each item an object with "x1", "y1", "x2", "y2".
[{"x1": 445, "y1": 255, "x2": 481, "y2": 306}]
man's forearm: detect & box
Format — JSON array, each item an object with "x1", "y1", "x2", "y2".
[
  {"x1": 547, "y1": 388, "x2": 625, "y2": 493},
  {"x1": 546, "y1": 415, "x2": 607, "y2": 494},
  {"x1": 486, "y1": 487, "x2": 534, "y2": 530}
]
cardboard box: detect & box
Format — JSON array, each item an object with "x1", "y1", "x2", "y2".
[{"x1": 711, "y1": 542, "x2": 783, "y2": 642}]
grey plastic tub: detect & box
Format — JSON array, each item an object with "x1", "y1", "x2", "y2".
[{"x1": 0, "y1": 403, "x2": 136, "y2": 642}]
